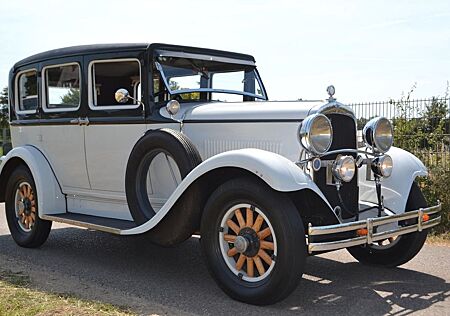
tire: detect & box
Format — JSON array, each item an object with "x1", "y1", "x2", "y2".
[
  {"x1": 5, "y1": 165, "x2": 52, "y2": 248},
  {"x1": 126, "y1": 129, "x2": 202, "y2": 226},
  {"x1": 200, "y1": 177, "x2": 307, "y2": 305},
  {"x1": 347, "y1": 182, "x2": 428, "y2": 267}
]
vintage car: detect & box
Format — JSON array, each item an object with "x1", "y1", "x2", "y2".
[{"x1": 0, "y1": 43, "x2": 442, "y2": 305}]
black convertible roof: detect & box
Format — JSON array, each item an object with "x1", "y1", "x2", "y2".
[{"x1": 13, "y1": 43, "x2": 256, "y2": 68}]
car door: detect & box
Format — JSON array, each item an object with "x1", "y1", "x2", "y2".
[
  {"x1": 83, "y1": 51, "x2": 148, "y2": 194},
  {"x1": 39, "y1": 56, "x2": 91, "y2": 191}
]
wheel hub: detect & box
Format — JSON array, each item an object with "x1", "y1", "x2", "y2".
[
  {"x1": 23, "y1": 199, "x2": 32, "y2": 216},
  {"x1": 15, "y1": 182, "x2": 36, "y2": 231},
  {"x1": 18, "y1": 200, "x2": 25, "y2": 214},
  {"x1": 220, "y1": 204, "x2": 277, "y2": 282},
  {"x1": 234, "y1": 236, "x2": 248, "y2": 253},
  {"x1": 239, "y1": 227, "x2": 261, "y2": 258}
]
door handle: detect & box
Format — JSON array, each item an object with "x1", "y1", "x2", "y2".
[
  {"x1": 69, "y1": 118, "x2": 89, "y2": 126},
  {"x1": 78, "y1": 118, "x2": 90, "y2": 126}
]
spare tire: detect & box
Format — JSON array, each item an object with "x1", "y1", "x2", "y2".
[{"x1": 125, "y1": 129, "x2": 202, "y2": 226}]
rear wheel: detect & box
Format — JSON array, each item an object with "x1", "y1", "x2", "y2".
[
  {"x1": 5, "y1": 165, "x2": 52, "y2": 248},
  {"x1": 347, "y1": 183, "x2": 428, "y2": 267},
  {"x1": 200, "y1": 177, "x2": 307, "y2": 305}
]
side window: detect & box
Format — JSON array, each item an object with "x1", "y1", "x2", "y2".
[
  {"x1": 90, "y1": 59, "x2": 140, "y2": 108},
  {"x1": 44, "y1": 63, "x2": 81, "y2": 110},
  {"x1": 17, "y1": 70, "x2": 38, "y2": 112}
]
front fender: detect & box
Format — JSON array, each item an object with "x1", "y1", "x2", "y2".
[
  {"x1": 359, "y1": 146, "x2": 427, "y2": 213},
  {"x1": 0, "y1": 145, "x2": 66, "y2": 215},
  {"x1": 121, "y1": 148, "x2": 331, "y2": 235}
]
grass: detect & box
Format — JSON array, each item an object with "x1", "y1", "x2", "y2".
[
  {"x1": 0, "y1": 270, "x2": 134, "y2": 316},
  {"x1": 427, "y1": 233, "x2": 450, "y2": 246}
]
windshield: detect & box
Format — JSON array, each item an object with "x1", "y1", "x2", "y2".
[{"x1": 155, "y1": 54, "x2": 266, "y2": 102}]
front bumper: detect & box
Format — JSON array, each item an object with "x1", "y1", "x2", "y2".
[{"x1": 307, "y1": 202, "x2": 442, "y2": 254}]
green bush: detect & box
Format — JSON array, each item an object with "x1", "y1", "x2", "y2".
[
  {"x1": 417, "y1": 169, "x2": 450, "y2": 237},
  {"x1": 392, "y1": 94, "x2": 449, "y2": 237}
]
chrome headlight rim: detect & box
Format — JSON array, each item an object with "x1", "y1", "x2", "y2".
[
  {"x1": 362, "y1": 117, "x2": 394, "y2": 154},
  {"x1": 371, "y1": 154, "x2": 393, "y2": 178},
  {"x1": 332, "y1": 155, "x2": 356, "y2": 183},
  {"x1": 298, "y1": 113, "x2": 333, "y2": 155}
]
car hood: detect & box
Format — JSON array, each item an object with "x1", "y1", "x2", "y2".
[{"x1": 160, "y1": 100, "x2": 327, "y2": 122}]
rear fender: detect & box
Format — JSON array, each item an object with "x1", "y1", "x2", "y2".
[{"x1": 0, "y1": 146, "x2": 66, "y2": 215}]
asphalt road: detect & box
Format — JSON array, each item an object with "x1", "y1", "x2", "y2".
[{"x1": 0, "y1": 203, "x2": 449, "y2": 315}]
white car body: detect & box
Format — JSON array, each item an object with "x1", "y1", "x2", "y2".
[{"x1": 0, "y1": 43, "x2": 439, "y2": 246}]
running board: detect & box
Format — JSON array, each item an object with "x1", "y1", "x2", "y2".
[{"x1": 41, "y1": 213, "x2": 137, "y2": 235}]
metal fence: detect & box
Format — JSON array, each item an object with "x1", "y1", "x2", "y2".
[
  {"x1": 349, "y1": 97, "x2": 450, "y2": 121},
  {"x1": 349, "y1": 98, "x2": 450, "y2": 170}
]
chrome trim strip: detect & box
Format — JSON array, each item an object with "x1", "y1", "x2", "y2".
[
  {"x1": 307, "y1": 203, "x2": 442, "y2": 253},
  {"x1": 309, "y1": 101, "x2": 356, "y2": 118},
  {"x1": 41, "y1": 214, "x2": 122, "y2": 235},
  {"x1": 308, "y1": 220, "x2": 366, "y2": 236},
  {"x1": 295, "y1": 148, "x2": 379, "y2": 167}
]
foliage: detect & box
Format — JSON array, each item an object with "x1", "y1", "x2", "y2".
[
  {"x1": 60, "y1": 88, "x2": 80, "y2": 105},
  {"x1": 0, "y1": 87, "x2": 9, "y2": 128},
  {"x1": 169, "y1": 80, "x2": 201, "y2": 100},
  {"x1": 392, "y1": 90, "x2": 450, "y2": 236},
  {"x1": 417, "y1": 169, "x2": 450, "y2": 236}
]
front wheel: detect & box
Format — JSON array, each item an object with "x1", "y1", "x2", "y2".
[
  {"x1": 200, "y1": 177, "x2": 307, "y2": 305},
  {"x1": 347, "y1": 183, "x2": 428, "y2": 267},
  {"x1": 5, "y1": 165, "x2": 52, "y2": 248}
]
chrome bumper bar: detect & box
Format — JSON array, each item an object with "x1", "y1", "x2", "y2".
[{"x1": 307, "y1": 202, "x2": 442, "y2": 253}]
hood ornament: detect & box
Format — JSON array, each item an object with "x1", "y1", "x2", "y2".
[{"x1": 326, "y1": 85, "x2": 336, "y2": 102}]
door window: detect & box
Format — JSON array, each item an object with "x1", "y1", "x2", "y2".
[
  {"x1": 17, "y1": 70, "x2": 38, "y2": 113},
  {"x1": 89, "y1": 59, "x2": 141, "y2": 110},
  {"x1": 43, "y1": 63, "x2": 81, "y2": 111}
]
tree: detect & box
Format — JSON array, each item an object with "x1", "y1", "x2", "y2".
[
  {"x1": 60, "y1": 88, "x2": 80, "y2": 105},
  {"x1": 0, "y1": 87, "x2": 9, "y2": 128}
]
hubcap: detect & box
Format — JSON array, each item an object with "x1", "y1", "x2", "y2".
[
  {"x1": 219, "y1": 203, "x2": 277, "y2": 283},
  {"x1": 234, "y1": 236, "x2": 249, "y2": 253}
]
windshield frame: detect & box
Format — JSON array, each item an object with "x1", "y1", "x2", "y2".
[{"x1": 154, "y1": 52, "x2": 268, "y2": 101}]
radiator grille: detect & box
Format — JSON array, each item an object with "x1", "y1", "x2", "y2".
[{"x1": 313, "y1": 114, "x2": 358, "y2": 219}]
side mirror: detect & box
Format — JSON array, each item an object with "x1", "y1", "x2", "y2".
[{"x1": 115, "y1": 88, "x2": 130, "y2": 104}]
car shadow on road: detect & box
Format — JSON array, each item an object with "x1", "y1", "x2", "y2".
[{"x1": 0, "y1": 227, "x2": 448, "y2": 315}]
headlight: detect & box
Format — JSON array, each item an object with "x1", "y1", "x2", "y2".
[
  {"x1": 371, "y1": 155, "x2": 393, "y2": 178},
  {"x1": 362, "y1": 117, "x2": 393, "y2": 153},
  {"x1": 332, "y1": 155, "x2": 356, "y2": 182},
  {"x1": 299, "y1": 114, "x2": 333, "y2": 155}
]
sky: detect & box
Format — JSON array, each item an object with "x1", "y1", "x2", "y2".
[{"x1": 0, "y1": 0, "x2": 449, "y2": 103}]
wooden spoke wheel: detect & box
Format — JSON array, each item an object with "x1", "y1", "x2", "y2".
[
  {"x1": 5, "y1": 165, "x2": 52, "y2": 248},
  {"x1": 219, "y1": 203, "x2": 277, "y2": 282},
  {"x1": 14, "y1": 182, "x2": 37, "y2": 232},
  {"x1": 200, "y1": 177, "x2": 307, "y2": 305}
]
